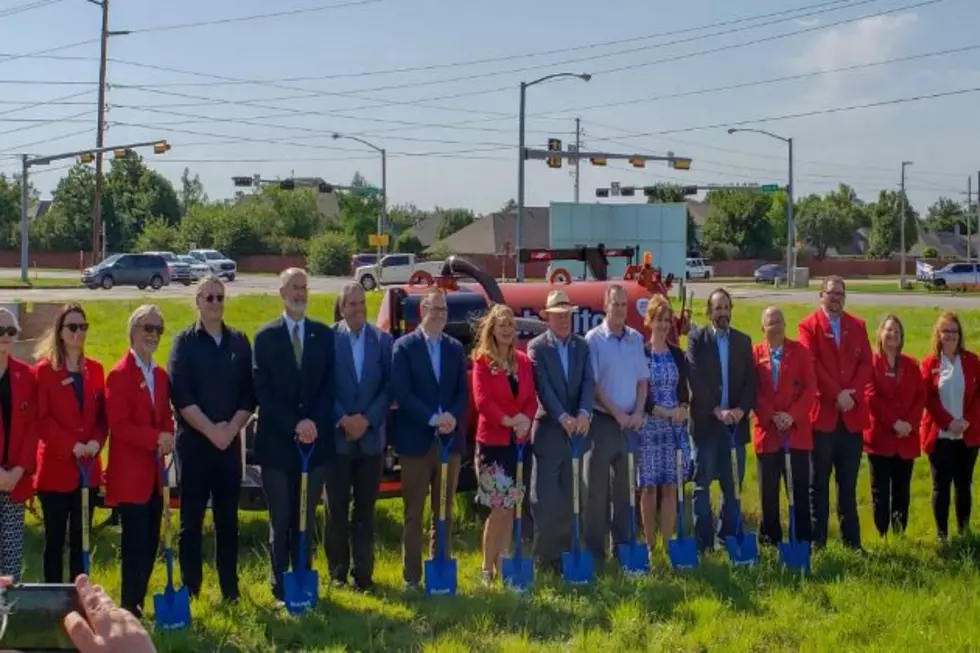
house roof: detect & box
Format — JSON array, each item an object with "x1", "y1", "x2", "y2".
[
  {"x1": 425, "y1": 207, "x2": 550, "y2": 254},
  {"x1": 909, "y1": 230, "x2": 970, "y2": 258},
  {"x1": 28, "y1": 199, "x2": 52, "y2": 221},
  {"x1": 409, "y1": 214, "x2": 440, "y2": 247},
  {"x1": 686, "y1": 199, "x2": 709, "y2": 225}
]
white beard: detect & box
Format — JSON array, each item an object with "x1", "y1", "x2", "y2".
[{"x1": 286, "y1": 301, "x2": 307, "y2": 317}]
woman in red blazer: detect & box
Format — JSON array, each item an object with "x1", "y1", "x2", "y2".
[
  {"x1": 0, "y1": 308, "x2": 37, "y2": 582},
  {"x1": 919, "y1": 311, "x2": 980, "y2": 541},
  {"x1": 33, "y1": 303, "x2": 107, "y2": 584},
  {"x1": 864, "y1": 315, "x2": 925, "y2": 537},
  {"x1": 470, "y1": 304, "x2": 536, "y2": 585},
  {"x1": 752, "y1": 306, "x2": 817, "y2": 546},
  {"x1": 105, "y1": 304, "x2": 174, "y2": 617}
]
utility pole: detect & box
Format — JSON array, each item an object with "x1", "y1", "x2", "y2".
[
  {"x1": 969, "y1": 175, "x2": 973, "y2": 263},
  {"x1": 91, "y1": 0, "x2": 109, "y2": 265},
  {"x1": 574, "y1": 117, "x2": 581, "y2": 203},
  {"x1": 899, "y1": 161, "x2": 913, "y2": 288}
]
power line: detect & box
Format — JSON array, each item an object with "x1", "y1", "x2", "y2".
[
  {"x1": 0, "y1": 38, "x2": 98, "y2": 67},
  {"x1": 0, "y1": 109, "x2": 94, "y2": 136},
  {"x1": 0, "y1": 127, "x2": 91, "y2": 155},
  {"x1": 0, "y1": 0, "x2": 63, "y2": 19},
  {"x1": 0, "y1": 89, "x2": 94, "y2": 118}
]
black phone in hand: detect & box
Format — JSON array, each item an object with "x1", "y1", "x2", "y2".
[{"x1": 0, "y1": 583, "x2": 80, "y2": 652}]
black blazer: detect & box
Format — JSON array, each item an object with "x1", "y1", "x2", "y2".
[
  {"x1": 685, "y1": 324, "x2": 757, "y2": 444},
  {"x1": 644, "y1": 344, "x2": 690, "y2": 415},
  {"x1": 252, "y1": 317, "x2": 335, "y2": 472}
]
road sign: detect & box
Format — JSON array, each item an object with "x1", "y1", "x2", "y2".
[
  {"x1": 760, "y1": 184, "x2": 781, "y2": 193},
  {"x1": 368, "y1": 233, "x2": 390, "y2": 247},
  {"x1": 358, "y1": 187, "x2": 380, "y2": 197}
]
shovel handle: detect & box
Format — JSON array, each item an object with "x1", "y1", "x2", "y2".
[
  {"x1": 157, "y1": 455, "x2": 175, "y2": 548},
  {"x1": 77, "y1": 457, "x2": 93, "y2": 568},
  {"x1": 571, "y1": 456, "x2": 580, "y2": 517}
]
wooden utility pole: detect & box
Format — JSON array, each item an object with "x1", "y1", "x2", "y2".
[{"x1": 91, "y1": 0, "x2": 109, "y2": 265}]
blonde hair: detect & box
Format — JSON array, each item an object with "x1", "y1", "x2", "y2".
[
  {"x1": 875, "y1": 313, "x2": 904, "y2": 356},
  {"x1": 643, "y1": 294, "x2": 673, "y2": 329},
  {"x1": 33, "y1": 302, "x2": 86, "y2": 370},
  {"x1": 471, "y1": 304, "x2": 517, "y2": 370},
  {"x1": 127, "y1": 304, "x2": 164, "y2": 345},
  {"x1": 931, "y1": 311, "x2": 964, "y2": 358}
]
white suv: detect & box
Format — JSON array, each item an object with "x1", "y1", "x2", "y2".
[
  {"x1": 686, "y1": 257, "x2": 713, "y2": 279},
  {"x1": 188, "y1": 249, "x2": 237, "y2": 281}
]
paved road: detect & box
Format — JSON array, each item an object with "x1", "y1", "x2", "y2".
[{"x1": 0, "y1": 271, "x2": 975, "y2": 309}]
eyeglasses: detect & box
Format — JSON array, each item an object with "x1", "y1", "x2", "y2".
[
  {"x1": 0, "y1": 326, "x2": 18, "y2": 337},
  {"x1": 63, "y1": 323, "x2": 89, "y2": 333},
  {"x1": 141, "y1": 324, "x2": 165, "y2": 335},
  {"x1": 202, "y1": 294, "x2": 224, "y2": 304},
  {"x1": 940, "y1": 329, "x2": 959, "y2": 336}
]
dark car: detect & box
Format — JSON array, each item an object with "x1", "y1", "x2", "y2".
[
  {"x1": 82, "y1": 253, "x2": 171, "y2": 291},
  {"x1": 754, "y1": 263, "x2": 787, "y2": 284}
]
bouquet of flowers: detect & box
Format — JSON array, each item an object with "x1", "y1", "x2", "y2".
[{"x1": 476, "y1": 462, "x2": 522, "y2": 509}]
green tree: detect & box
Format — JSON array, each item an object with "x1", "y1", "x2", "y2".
[
  {"x1": 337, "y1": 172, "x2": 383, "y2": 249},
  {"x1": 179, "y1": 167, "x2": 208, "y2": 217},
  {"x1": 867, "y1": 189, "x2": 920, "y2": 259},
  {"x1": 387, "y1": 203, "x2": 425, "y2": 236},
  {"x1": 307, "y1": 231, "x2": 356, "y2": 276},
  {"x1": 924, "y1": 197, "x2": 967, "y2": 233},
  {"x1": 794, "y1": 194, "x2": 852, "y2": 260},
  {"x1": 133, "y1": 216, "x2": 185, "y2": 252},
  {"x1": 103, "y1": 153, "x2": 181, "y2": 251},
  {"x1": 434, "y1": 207, "x2": 475, "y2": 241},
  {"x1": 500, "y1": 198, "x2": 517, "y2": 212},
  {"x1": 30, "y1": 165, "x2": 94, "y2": 251},
  {"x1": 394, "y1": 231, "x2": 424, "y2": 254},
  {"x1": 700, "y1": 189, "x2": 774, "y2": 258},
  {"x1": 765, "y1": 191, "x2": 789, "y2": 252},
  {"x1": 0, "y1": 173, "x2": 36, "y2": 248}
]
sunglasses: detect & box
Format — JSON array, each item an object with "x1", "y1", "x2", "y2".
[
  {"x1": 0, "y1": 326, "x2": 18, "y2": 337},
  {"x1": 63, "y1": 323, "x2": 89, "y2": 333},
  {"x1": 202, "y1": 294, "x2": 225, "y2": 304},
  {"x1": 141, "y1": 324, "x2": 165, "y2": 335}
]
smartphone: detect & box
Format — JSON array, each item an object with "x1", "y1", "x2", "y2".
[{"x1": 0, "y1": 583, "x2": 80, "y2": 652}]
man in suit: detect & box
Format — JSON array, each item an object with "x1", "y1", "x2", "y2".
[
  {"x1": 528, "y1": 289, "x2": 595, "y2": 573},
  {"x1": 390, "y1": 288, "x2": 469, "y2": 591},
  {"x1": 797, "y1": 275, "x2": 872, "y2": 550},
  {"x1": 252, "y1": 268, "x2": 335, "y2": 604},
  {"x1": 327, "y1": 282, "x2": 392, "y2": 592},
  {"x1": 686, "y1": 288, "x2": 757, "y2": 553}
]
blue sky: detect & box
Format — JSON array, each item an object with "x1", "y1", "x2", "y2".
[{"x1": 1, "y1": 0, "x2": 979, "y2": 216}]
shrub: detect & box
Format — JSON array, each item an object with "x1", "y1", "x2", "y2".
[{"x1": 307, "y1": 231, "x2": 356, "y2": 276}]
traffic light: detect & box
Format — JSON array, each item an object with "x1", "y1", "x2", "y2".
[
  {"x1": 670, "y1": 157, "x2": 692, "y2": 170},
  {"x1": 78, "y1": 152, "x2": 94, "y2": 164},
  {"x1": 629, "y1": 156, "x2": 645, "y2": 168},
  {"x1": 546, "y1": 138, "x2": 562, "y2": 169},
  {"x1": 620, "y1": 186, "x2": 636, "y2": 197},
  {"x1": 231, "y1": 176, "x2": 253, "y2": 188},
  {"x1": 152, "y1": 141, "x2": 171, "y2": 155},
  {"x1": 590, "y1": 156, "x2": 607, "y2": 167},
  {"x1": 113, "y1": 148, "x2": 130, "y2": 159},
  {"x1": 596, "y1": 188, "x2": 610, "y2": 198}
]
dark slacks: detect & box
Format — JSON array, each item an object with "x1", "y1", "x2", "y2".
[
  {"x1": 324, "y1": 450, "x2": 382, "y2": 587},
  {"x1": 118, "y1": 491, "x2": 163, "y2": 615},
  {"x1": 400, "y1": 444, "x2": 460, "y2": 586},
  {"x1": 868, "y1": 454, "x2": 914, "y2": 537},
  {"x1": 178, "y1": 442, "x2": 241, "y2": 600},
  {"x1": 692, "y1": 432, "x2": 738, "y2": 552},
  {"x1": 758, "y1": 450, "x2": 812, "y2": 545},
  {"x1": 929, "y1": 439, "x2": 979, "y2": 539},
  {"x1": 38, "y1": 489, "x2": 96, "y2": 583},
  {"x1": 583, "y1": 413, "x2": 631, "y2": 562},
  {"x1": 262, "y1": 464, "x2": 327, "y2": 600},
  {"x1": 530, "y1": 423, "x2": 587, "y2": 570},
  {"x1": 810, "y1": 422, "x2": 863, "y2": 548}
]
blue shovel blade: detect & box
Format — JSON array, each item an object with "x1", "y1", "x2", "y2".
[
  {"x1": 283, "y1": 568, "x2": 319, "y2": 615},
  {"x1": 561, "y1": 549, "x2": 594, "y2": 585},
  {"x1": 501, "y1": 554, "x2": 534, "y2": 592},
  {"x1": 424, "y1": 558, "x2": 458, "y2": 596},
  {"x1": 779, "y1": 541, "x2": 811, "y2": 574},
  {"x1": 153, "y1": 587, "x2": 191, "y2": 631},
  {"x1": 724, "y1": 533, "x2": 759, "y2": 567},
  {"x1": 617, "y1": 542, "x2": 650, "y2": 576},
  {"x1": 667, "y1": 537, "x2": 699, "y2": 570}
]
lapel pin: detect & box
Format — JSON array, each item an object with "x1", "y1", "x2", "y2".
[
  {"x1": 139, "y1": 381, "x2": 147, "y2": 390},
  {"x1": 61, "y1": 377, "x2": 73, "y2": 386}
]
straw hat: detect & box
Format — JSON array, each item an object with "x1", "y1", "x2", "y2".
[{"x1": 541, "y1": 289, "x2": 578, "y2": 314}]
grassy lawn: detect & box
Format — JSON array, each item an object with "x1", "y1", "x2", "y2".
[
  {"x1": 14, "y1": 293, "x2": 980, "y2": 652},
  {"x1": 0, "y1": 277, "x2": 81, "y2": 289}
]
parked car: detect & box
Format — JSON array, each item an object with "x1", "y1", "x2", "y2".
[
  {"x1": 350, "y1": 252, "x2": 379, "y2": 276},
  {"x1": 144, "y1": 250, "x2": 193, "y2": 285},
  {"x1": 924, "y1": 261, "x2": 980, "y2": 289},
  {"x1": 82, "y1": 253, "x2": 171, "y2": 291},
  {"x1": 187, "y1": 248, "x2": 237, "y2": 281},
  {"x1": 177, "y1": 254, "x2": 210, "y2": 281},
  {"x1": 685, "y1": 257, "x2": 714, "y2": 279},
  {"x1": 354, "y1": 254, "x2": 444, "y2": 291},
  {"x1": 754, "y1": 263, "x2": 787, "y2": 284}
]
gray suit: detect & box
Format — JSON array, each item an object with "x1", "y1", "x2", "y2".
[
  {"x1": 527, "y1": 330, "x2": 595, "y2": 568},
  {"x1": 326, "y1": 321, "x2": 392, "y2": 587}
]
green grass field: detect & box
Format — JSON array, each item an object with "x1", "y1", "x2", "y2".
[{"x1": 16, "y1": 292, "x2": 980, "y2": 652}]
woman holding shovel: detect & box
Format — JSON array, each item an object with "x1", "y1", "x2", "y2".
[
  {"x1": 104, "y1": 304, "x2": 175, "y2": 618},
  {"x1": 637, "y1": 295, "x2": 691, "y2": 553},
  {"x1": 471, "y1": 304, "x2": 537, "y2": 586},
  {"x1": 34, "y1": 303, "x2": 107, "y2": 584}
]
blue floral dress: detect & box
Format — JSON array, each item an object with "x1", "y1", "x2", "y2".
[{"x1": 636, "y1": 349, "x2": 692, "y2": 487}]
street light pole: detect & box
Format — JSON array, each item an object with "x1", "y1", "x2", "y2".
[
  {"x1": 19, "y1": 154, "x2": 29, "y2": 282},
  {"x1": 332, "y1": 133, "x2": 387, "y2": 258},
  {"x1": 516, "y1": 72, "x2": 591, "y2": 281},
  {"x1": 900, "y1": 160, "x2": 913, "y2": 289}
]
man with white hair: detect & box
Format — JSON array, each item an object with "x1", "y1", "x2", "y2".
[{"x1": 252, "y1": 267, "x2": 335, "y2": 605}]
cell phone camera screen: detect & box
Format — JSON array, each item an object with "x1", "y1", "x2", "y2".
[{"x1": 0, "y1": 583, "x2": 79, "y2": 652}]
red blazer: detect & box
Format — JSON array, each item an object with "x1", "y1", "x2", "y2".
[
  {"x1": 0, "y1": 358, "x2": 38, "y2": 503},
  {"x1": 864, "y1": 353, "x2": 925, "y2": 460},
  {"x1": 751, "y1": 339, "x2": 817, "y2": 453},
  {"x1": 919, "y1": 350, "x2": 980, "y2": 455},
  {"x1": 797, "y1": 310, "x2": 873, "y2": 435},
  {"x1": 471, "y1": 351, "x2": 537, "y2": 447},
  {"x1": 34, "y1": 357, "x2": 107, "y2": 492},
  {"x1": 104, "y1": 352, "x2": 174, "y2": 506}
]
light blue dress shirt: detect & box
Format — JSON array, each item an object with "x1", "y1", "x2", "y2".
[
  {"x1": 424, "y1": 332, "x2": 443, "y2": 425},
  {"x1": 555, "y1": 337, "x2": 569, "y2": 379},
  {"x1": 349, "y1": 326, "x2": 365, "y2": 383},
  {"x1": 715, "y1": 328, "x2": 730, "y2": 409},
  {"x1": 586, "y1": 323, "x2": 650, "y2": 414},
  {"x1": 770, "y1": 345, "x2": 783, "y2": 388}
]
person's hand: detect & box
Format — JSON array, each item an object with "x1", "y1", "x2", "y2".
[
  {"x1": 84, "y1": 440, "x2": 100, "y2": 457},
  {"x1": 671, "y1": 405, "x2": 688, "y2": 424},
  {"x1": 206, "y1": 422, "x2": 231, "y2": 450},
  {"x1": 613, "y1": 410, "x2": 632, "y2": 431},
  {"x1": 560, "y1": 414, "x2": 576, "y2": 436},
  {"x1": 0, "y1": 469, "x2": 12, "y2": 493},
  {"x1": 574, "y1": 413, "x2": 590, "y2": 435},
  {"x1": 730, "y1": 408, "x2": 745, "y2": 423},
  {"x1": 295, "y1": 418, "x2": 317, "y2": 444},
  {"x1": 774, "y1": 412, "x2": 793, "y2": 430},
  {"x1": 157, "y1": 432, "x2": 174, "y2": 455},
  {"x1": 73, "y1": 442, "x2": 88, "y2": 459},
  {"x1": 837, "y1": 390, "x2": 856, "y2": 412},
  {"x1": 63, "y1": 574, "x2": 156, "y2": 653},
  {"x1": 629, "y1": 411, "x2": 646, "y2": 430},
  {"x1": 345, "y1": 415, "x2": 369, "y2": 441},
  {"x1": 713, "y1": 407, "x2": 725, "y2": 423},
  {"x1": 948, "y1": 419, "x2": 967, "y2": 435}
]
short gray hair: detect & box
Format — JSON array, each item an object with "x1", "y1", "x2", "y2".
[
  {"x1": 0, "y1": 307, "x2": 20, "y2": 334},
  {"x1": 761, "y1": 305, "x2": 783, "y2": 326},
  {"x1": 339, "y1": 281, "x2": 364, "y2": 308},
  {"x1": 127, "y1": 304, "x2": 163, "y2": 345},
  {"x1": 279, "y1": 267, "x2": 307, "y2": 289}
]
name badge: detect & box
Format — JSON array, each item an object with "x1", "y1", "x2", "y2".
[
  {"x1": 139, "y1": 381, "x2": 147, "y2": 390},
  {"x1": 825, "y1": 332, "x2": 835, "y2": 339},
  {"x1": 885, "y1": 371, "x2": 896, "y2": 378},
  {"x1": 61, "y1": 377, "x2": 73, "y2": 386}
]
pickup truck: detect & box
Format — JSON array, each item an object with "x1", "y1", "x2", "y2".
[{"x1": 354, "y1": 253, "x2": 445, "y2": 290}]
